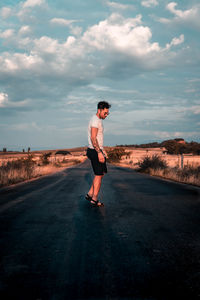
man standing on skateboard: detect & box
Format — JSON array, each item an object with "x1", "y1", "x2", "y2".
[{"x1": 86, "y1": 101, "x2": 111, "y2": 206}]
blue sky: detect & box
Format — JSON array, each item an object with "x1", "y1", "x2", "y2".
[{"x1": 0, "y1": 0, "x2": 200, "y2": 150}]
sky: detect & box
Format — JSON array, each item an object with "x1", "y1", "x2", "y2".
[{"x1": 0, "y1": 0, "x2": 200, "y2": 151}]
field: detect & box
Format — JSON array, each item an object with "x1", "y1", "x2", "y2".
[
  {"x1": 0, "y1": 147, "x2": 87, "y2": 187},
  {"x1": 106, "y1": 147, "x2": 200, "y2": 187},
  {"x1": 1, "y1": 146, "x2": 200, "y2": 187},
  {"x1": 116, "y1": 147, "x2": 200, "y2": 169}
]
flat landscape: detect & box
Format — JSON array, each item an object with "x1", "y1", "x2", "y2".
[{"x1": 1, "y1": 145, "x2": 200, "y2": 187}]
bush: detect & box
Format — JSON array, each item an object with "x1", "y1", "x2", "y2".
[
  {"x1": 0, "y1": 155, "x2": 36, "y2": 186},
  {"x1": 40, "y1": 152, "x2": 52, "y2": 165},
  {"x1": 138, "y1": 154, "x2": 168, "y2": 173},
  {"x1": 107, "y1": 148, "x2": 128, "y2": 163}
]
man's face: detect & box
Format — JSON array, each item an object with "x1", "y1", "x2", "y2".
[{"x1": 100, "y1": 108, "x2": 109, "y2": 119}]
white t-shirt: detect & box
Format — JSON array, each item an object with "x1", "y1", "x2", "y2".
[{"x1": 88, "y1": 114, "x2": 104, "y2": 150}]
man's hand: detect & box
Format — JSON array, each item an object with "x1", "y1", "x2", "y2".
[
  {"x1": 98, "y1": 152, "x2": 105, "y2": 163},
  {"x1": 103, "y1": 151, "x2": 108, "y2": 158}
]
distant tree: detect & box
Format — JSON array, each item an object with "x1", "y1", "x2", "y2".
[
  {"x1": 188, "y1": 142, "x2": 200, "y2": 155},
  {"x1": 28, "y1": 147, "x2": 30, "y2": 153},
  {"x1": 3, "y1": 148, "x2": 7, "y2": 153},
  {"x1": 116, "y1": 139, "x2": 200, "y2": 155},
  {"x1": 161, "y1": 140, "x2": 180, "y2": 154}
]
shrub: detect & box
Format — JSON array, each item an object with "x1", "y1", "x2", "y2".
[
  {"x1": 107, "y1": 148, "x2": 128, "y2": 163},
  {"x1": 41, "y1": 152, "x2": 52, "y2": 165},
  {"x1": 0, "y1": 155, "x2": 36, "y2": 186},
  {"x1": 137, "y1": 154, "x2": 168, "y2": 173}
]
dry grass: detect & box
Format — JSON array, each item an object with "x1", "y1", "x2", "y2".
[
  {"x1": 149, "y1": 167, "x2": 200, "y2": 187},
  {"x1": 0, "y1": 155, "x2": 86, "y2": 187},
  {"x1": 108, "y1": 147, "x2": 200, "y2": 187},
  {"x1": 117, "y1": 147, "x2": 200, "y2": 169}
]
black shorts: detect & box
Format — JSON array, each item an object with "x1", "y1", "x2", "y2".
[{"x1": 87, "y1": 148, "x2": 107, "y2": 176}]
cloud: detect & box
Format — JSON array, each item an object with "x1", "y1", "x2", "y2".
[
  {"x1": 50, "y1": 18, "x2": 77, "y2": 26},
  {"x1": 18, "y1": 25, "x2": 32, "y2": 36},
  {"x1": 0, "y1": 93, "x2": 9, "y2": 107},
  {"x1": 82, "y1": 13, "x2": 160, "y2": 55},
  {"x1": 165, "y1": 34, "x2": 184, "y2": 50},
  {"x1": 159, "y1": 2, "x2": 200, "y2": 30},
  {"x1": 0, "y1": 7, "x2": 12, "y2": 19},
  {"x1": 141, "y1": 0, "x2": 158, "y2": 8},
  {"x1": 178, "y1": 106, "x2": 200, "y2": 115},
  {"x1": 0, "y1": 12, "x2": 187, "y2": 114},
  {"x1": 23, "y1": 0, "x2": 45, "y2": 9},
  {"x1": 106, "y1": 1, "x2": 134, "y2": 11},
  {"x1": 50, "y1": 18, "x2": 82, "y2": 36},
  {"x1": 17, "y1": 0, "x2": 47, "y2": 22},
  {"x1": 0, "y1": 29, "x2": 15, "y2": 39}
]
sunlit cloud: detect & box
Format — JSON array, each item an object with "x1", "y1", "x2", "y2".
[
  {"x1": 165, "y1": 34, "x2": 184, "y2": 49},
  {"x1": 0, "y1": 93, "x2": 9, "y2": 107},
  {"x1": 141, "y1": 0, "x2": 158, "y2": 8},
  {"x1": 158, "y1": 2, "x2": 200, "y2": 30},
  {"x1": 50, "y1": 18, "x2": 78, "y2": 26},
  {"x1": 23, "y1": 0, "x2": 46, "y2": 9},
  {"x1": 0, "y1": 7, "x2": 12, "y2": 19},
  {"x1": 106, "y1": 1, "x2": 134, "y2": 10}
]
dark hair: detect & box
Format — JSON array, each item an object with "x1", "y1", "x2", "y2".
[{"x1": 97, "y1": 101, "x2": 111, "y2": 110}]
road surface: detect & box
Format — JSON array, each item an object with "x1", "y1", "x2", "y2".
[{"x1": 0, "y1": 160, "x2": 200, "y2": 300}]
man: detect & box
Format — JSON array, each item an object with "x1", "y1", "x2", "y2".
[{"x1": 86, "y1": 101, "x2": 111, "y2": 206}]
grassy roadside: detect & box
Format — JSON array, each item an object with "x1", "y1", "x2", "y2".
[
  {"x1": 146, "y1": 167, "x2": 200, "y2": 187},
  {"x1": 107, "y1": 150, "x2": 200, "y2": 187},
  {"x1": 0, "y1": 155, "x2": 85, "y2": 187}
]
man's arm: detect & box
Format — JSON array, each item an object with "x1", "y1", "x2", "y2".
[{"x1": 91, "y1": 127, "x2": 105, "y2": 163}]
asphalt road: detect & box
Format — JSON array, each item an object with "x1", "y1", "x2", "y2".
[{"x1": 0, "y1": 160, "x2": 200, "y2": 300}]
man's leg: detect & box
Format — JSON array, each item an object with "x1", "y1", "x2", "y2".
[{"x1": 88, "y1": 175, "x2": 104, "y2": 200}]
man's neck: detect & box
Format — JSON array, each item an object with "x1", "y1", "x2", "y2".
[{"x1": 96, "y1": 112, "x2": 101, "y2": 119}]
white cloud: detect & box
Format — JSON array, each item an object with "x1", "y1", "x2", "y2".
[
  {"x1": 19, "y1": 25, "x2": 31, "y2": 36},
  {"x1": 106, "y1": 1, "x2": 134, "y2": 10},
  {"x1": 141, "y1": 0, "x2": 158, "y2": 8},
  {"x1": 165, "y1": 34, "x2": 184, "y2": 50},
  {"x1": 167, "y1": 2, "x2": 191, "y2": 18},
  {"x1": 0, "y1": 10, "x2": 186, "y2": 78},
  {"x1": 0, "y1": 7, "x2": 12, "y2": 19},
  {"x1": 23, "y1": 0, "x2": 45, "y2": 9},
  {"x1": 0, "y1": 52, "x2": 43, "y2": 73},
  {"x1": 0, "y1": 29, "x2": 15, "y2": 39},
  {"x1": 50, "y1": 18, "x2": 77, "y2": 26},
  {"x1": 50, "y1": 18, "x2": 82, "y2": 36},
  {"x1": 0, "y1": 12, "x2": 188, "y2": 112},
  {"x1": 70, "y1": 26, "x2": 82, "y2": 36},
  {"x1": 159, "y1": 2, "x2": 200, "y2": 30},
  {"x1": 0, "y1": 93, "x2": 9, "y2": 107},
  {"x1": 82, "y1": 13, "x2": 161, "y2": 56},
  {"x1": 89, "y1": 84, "x2": 113, "y2": 92}
]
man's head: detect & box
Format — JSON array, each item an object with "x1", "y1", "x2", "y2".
[{"x1": 97, "y1": 101, "x2": 111, "y2": 119}]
